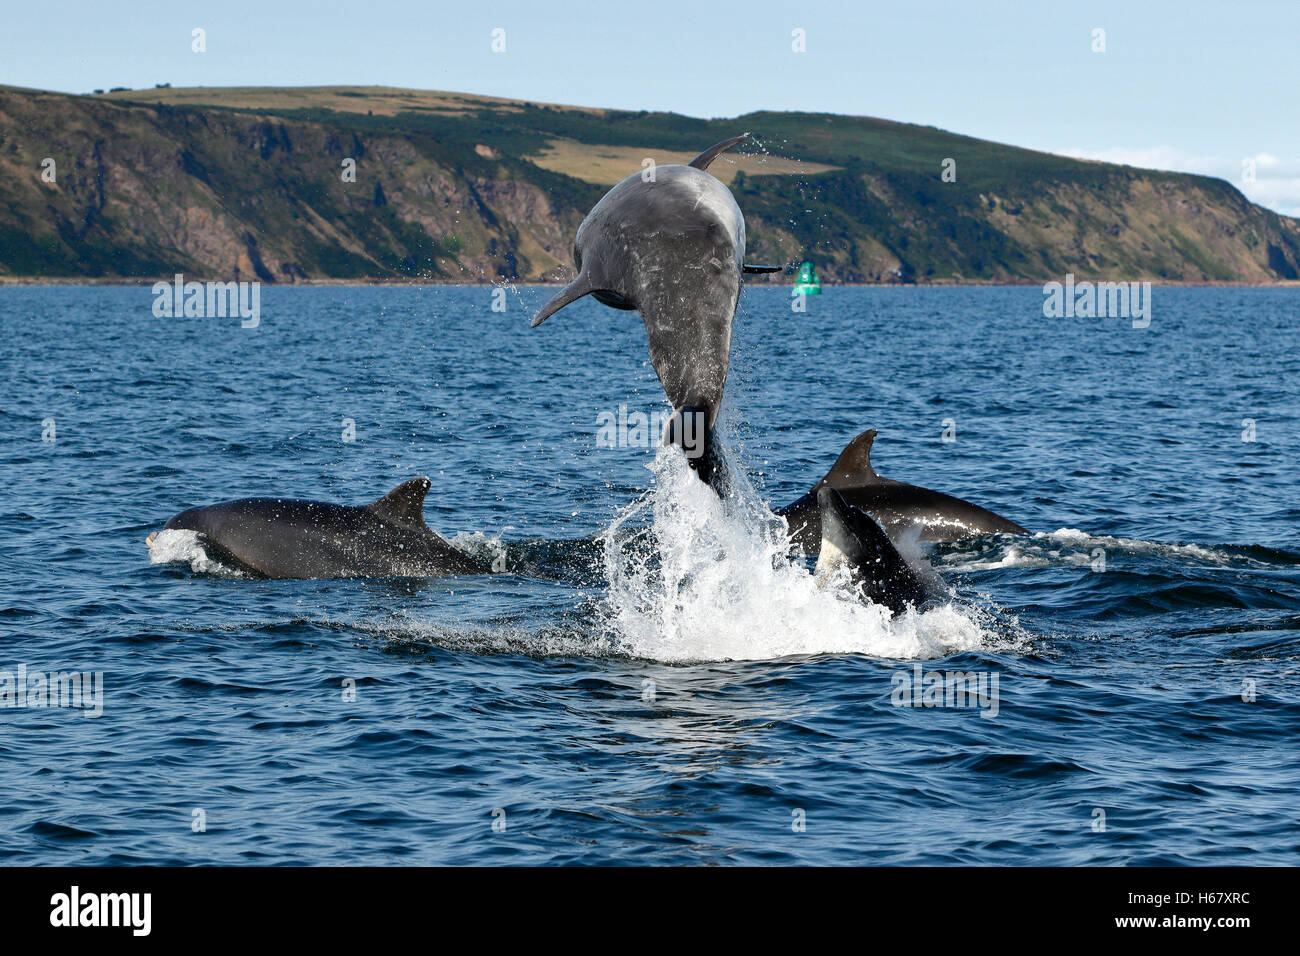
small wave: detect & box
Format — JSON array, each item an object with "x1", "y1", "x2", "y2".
[
  {"x1": 359, "y1": 614, "x2": 619, "y2": 660},
  {"x1": 1038, "y1": 528, "x2": 1235, "y2": 564},
  {"x1": 146, "y1": 528, "x2": 245, "y2": 577},
  {"x1": 941, "y1": 527, "x2": 1253, "y2": 572},
  {"x1": 941, "y1": 544, "x2": 1056, "y2": 571}
]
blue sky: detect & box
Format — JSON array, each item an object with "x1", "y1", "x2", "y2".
[{"x1": 3, "y1": 0, "x2": 1296, "y2": 214}]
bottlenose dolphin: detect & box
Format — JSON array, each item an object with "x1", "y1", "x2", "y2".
[
  {"x1": 530, "y1": 133, "x2": 778, "y2": 483},
  {"x1": 815, "y1": 487, "x2": 931, "y2": 614},
  {"x1": 778, "y1": 429, "x2": 1028, "y2": 552},
  {"x1": 148, "y1": 477, "x2": 489, "y2": 579}
]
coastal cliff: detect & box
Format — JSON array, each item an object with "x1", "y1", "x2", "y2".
[{"x1": 1, "y1": 84, "x2": 1297, "y2": 284}]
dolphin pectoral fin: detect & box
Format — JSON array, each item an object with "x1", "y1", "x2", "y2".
[
  {"x1": 742, "y1": 264, "x2": 782, "y2": 274},
  {"x1": 688, "y1": 133, "x2": 750, "y2": 171},
  {"x1": 366, "y1": 477, "x2": 433, "y2": 530},
  {"x1": 530, "y1": 274, "x2": 595, "y2": 328}
]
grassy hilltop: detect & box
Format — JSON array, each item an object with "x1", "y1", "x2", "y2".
[{"x1": 1, "y1": 83, "x2": 1297, "y2": 283}]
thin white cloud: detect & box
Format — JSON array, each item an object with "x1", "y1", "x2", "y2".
[{"x1": 1055, "y1": 147, "x2": 1300, "y2": 218}]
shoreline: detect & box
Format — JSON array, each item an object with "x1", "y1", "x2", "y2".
[{"x1": 2, "y1": 276, "x2": 1298, "y2": 289}]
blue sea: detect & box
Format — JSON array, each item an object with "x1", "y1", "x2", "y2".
[{"x1": 1, "y1": 284, "x2": 1297, "y2": 865}]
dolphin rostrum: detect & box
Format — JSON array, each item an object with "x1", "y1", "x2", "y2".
[
  {"x1": 149, "y1": 477, "x2": 489, "y2": 579},
  {"x1": 778, "y1": 429, "x2": 1028, "y2": 552},
  {"x1": 530, "y1": 133, "x2": 778, "y2": 483}
]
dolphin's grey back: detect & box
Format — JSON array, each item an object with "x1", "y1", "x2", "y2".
[
  {"x1": 778, "y1": 429, "x2": 1028, "y2": 550},
  {"x1": 162, "y1": 478, "x2": 487, "y2": 579}
]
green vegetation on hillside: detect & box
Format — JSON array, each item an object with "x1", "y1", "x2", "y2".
[{"x1": 0, "y1": 84, "x2": 1296, "y2": 283}]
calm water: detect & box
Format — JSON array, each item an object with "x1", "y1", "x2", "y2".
[{"x1": 1, "y1": 284, "x2": 1298, "y2": 865}]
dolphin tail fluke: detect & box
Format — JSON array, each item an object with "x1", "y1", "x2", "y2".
[
  {"x1": 815, "y1": 428, "x2": 880, "y2": 490},
  {"x1": 530, "y1": 274, "x2": 594, "y2": 328},
  {"x1": 688, "y1": 133, "x2": 750, "y2": 172}
]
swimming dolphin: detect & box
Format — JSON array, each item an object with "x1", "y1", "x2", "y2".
[
  {"x1": 777, "y1": 429, "x2": 1028, "y2": 552},
  {"x1": 148, "y1": 477, "x2": 489, "y2": 579},
  {"x1": 529, "y1": 133, "x2": 778, "y2": 484},
  {"x1": 815, "y1": 487, "x2": 931, "y2": 614}
]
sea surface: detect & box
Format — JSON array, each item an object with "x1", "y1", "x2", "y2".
[{"x1": 1, "y1": 284, "x2": 1297, "y2": 865}]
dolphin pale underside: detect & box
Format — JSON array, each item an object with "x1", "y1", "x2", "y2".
[{"x1": 529, "y1": 133, "x2": 779, "y2": 485}]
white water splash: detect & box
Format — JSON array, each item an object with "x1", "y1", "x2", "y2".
[
  {"x1": 595, "y1": 448, "x2": 1009, "y2": 663},
  {"x1": 941, "y1": 544, "x2": 1056, "y2": 571},
  {"x1": 448, "y1": 528, "x2": 512, "y2": 572},
  {"x1": 146, "y1": 528, "x2": 244, "y2": 577},
  {"x1": 1039, "y1": 528, "x2": 1234, "y2": 564}
]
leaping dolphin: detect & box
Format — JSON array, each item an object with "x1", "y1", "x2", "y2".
[
  {"x1": 815, "y1": 487, "x2": 931, "y2": 614},
  {"x1": 778, "y1": 429, "x2": 1028, "y2": 552},
  {"x1": 530, "y1": 133, "x2": 778, "y2": 484},
  {"x1": 148, "y1": 477, "x2": 489, "y2": 579}
]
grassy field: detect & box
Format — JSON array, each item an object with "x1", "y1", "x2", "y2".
[
  {"x1": 102, "y1": 84, "x2": 603, "y2": 116},
  {"x1": 527, "y1": 137, "x2": 838, "y2": 185}
]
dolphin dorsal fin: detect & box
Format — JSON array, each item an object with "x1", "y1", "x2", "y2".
[
  {"x1": 815, "y1": 429, "x2": 880, "y2": 490},
  {"x1": 367, "y1": 477, "x2": 432, "y2": 528},
  {"x1": 689, "y1": 133, "x2": 750, "y2": 171},
  {"x1": 530, "y1": 273, "x2": 594, "y2": 328}
]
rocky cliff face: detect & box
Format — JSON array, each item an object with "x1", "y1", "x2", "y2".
[
  {"x1": 1, "y1": 85, "x2": 1297, "y2": 284},
  {"x1": 0, "y1": 87, "x2": 592, "y2": 282}
]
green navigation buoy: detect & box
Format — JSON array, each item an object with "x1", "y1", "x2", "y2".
[{"x1": 793, "y1": 260, "x2": 821, "y2": 295}]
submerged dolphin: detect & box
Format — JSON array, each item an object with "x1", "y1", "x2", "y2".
[
  {"x1": 815, "y1": 487, "x2": 931, "y2": 614},
  {"x1": 530, "y1": 133, "x2": 778, "y2": 483},
  {"x1": 149, "y1": 477, "x2": 489, "y2": 579},
  {"x1": 778, "y1": 429, "x2": 1028, "y2": 552}
]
